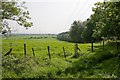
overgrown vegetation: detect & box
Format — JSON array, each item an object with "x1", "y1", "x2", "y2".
[{"x1": 2, "y1": 35, "x2": 120, "y2": 78}]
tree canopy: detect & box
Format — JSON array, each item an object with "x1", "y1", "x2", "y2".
[
  {"x1": 92, "y1": 1, "x2": 120, "y2": 39},
  {"x1": 0, "y1": 0, "x2": 33, "y2": 34},
  {"x1": 82, "y1": 19, "x2": 95, "y2": 42},
  {"x1": 69, "y1": 20, "x2": 84, "y2": 43}
]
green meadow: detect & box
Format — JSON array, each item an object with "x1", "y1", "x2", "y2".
[{"x1": 2, "y1": 34, "x2": 120, "y2": 78}]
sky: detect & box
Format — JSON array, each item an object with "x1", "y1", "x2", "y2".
[{"x1": 9, "y1": 0, "x2": 103, "y2": 34}]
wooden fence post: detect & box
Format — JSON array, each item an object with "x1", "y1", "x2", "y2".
[
  {"x1": 32, "y1": 48, "x2": 35, "y2": 57},
  {"x1": 91, "y1": 42, "x2": 93, "y2": 52},
  {"x1": 47, "y1": 46, "x2": 51, "y2": 59},
  {"x1": 24, "y1": 44, "x2": 26, "y2": 57},
  {"x1": 74, "y1": 43, "x2": 79, "y2": 58},
  {"x1": 63, "y1": 47, "x2": 66, "y2": 58}
]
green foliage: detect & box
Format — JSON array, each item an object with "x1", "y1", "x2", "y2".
[
  {"x1": 1, "y1": 0, "x2": 33, "y2": 33},
  {"x1": 92, "y1": 1, "x2": 120, "y2": 39},
  {"x1": 69, "y1": 20, "x2": 84, "y2": 43},
  {"x1": 82, "y1": 19, "x2": 95, "y2": 42},
  {"x1": 60, "y1": 2, "x2": 114, "y2": 43},
  {"x1": 65, "y1": 41, "x2": 120, "y2": 78},
  {"x1": 82, "y1": 1, "x2": 120, "y2": 42},
  {"x1": 2, "y1": 35, "x2": 120, "y2": 78}
]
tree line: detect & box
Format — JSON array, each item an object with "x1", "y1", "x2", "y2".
[{"x1": 57, "y1": 1, "x2": 120, "y2": 43}]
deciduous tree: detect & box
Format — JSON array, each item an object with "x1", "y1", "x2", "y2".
[
  {"x1": 0, "y1": 0, "x2": 33, "y2": 35},
  {"x1": 69, "y1": 20, "x2": 84, "y2": 43}
]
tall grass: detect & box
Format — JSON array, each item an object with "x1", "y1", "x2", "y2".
[{"x1": 2, "y1": 35, "x2": 120, "y2": 78}]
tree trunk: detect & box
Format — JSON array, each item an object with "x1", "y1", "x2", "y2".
[{"x1": 91, "y1": 42, "x2": 93, "y2": 52}]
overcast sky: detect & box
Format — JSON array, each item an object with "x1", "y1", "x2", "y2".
[{"x1": 10, "y1": 0, "x2": 103, "y2": 34}]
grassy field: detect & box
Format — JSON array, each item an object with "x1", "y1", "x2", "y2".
[{"x1": 2, "y1": 34, "x2": 120, "y2": 78}]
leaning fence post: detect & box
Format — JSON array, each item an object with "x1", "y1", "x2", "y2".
[
  {"x1": 24, "y1": 44, "x2": 26, "y2": 57},
  {"x1": 63, "y1": 47, "x2": 66, "y2": 58},
  {"x1": 32, "y1": 48, "x2": 35, "y2": 57},
  {"x1": 47, "y1": 46, "x2": 51, "y2": 59},
  {"x1": 4, "y1": 48, "x2": 13, "y2": 56}
]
